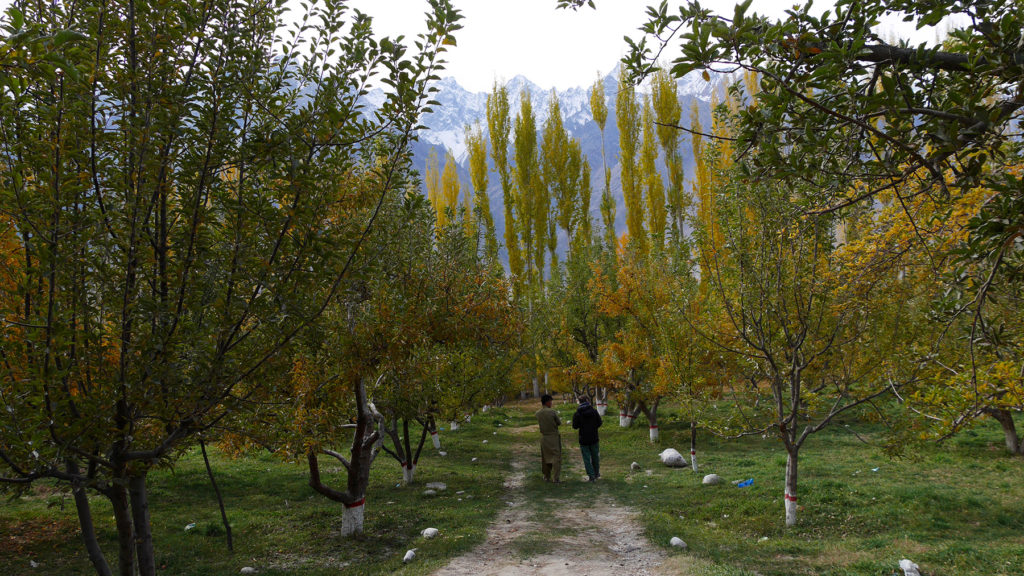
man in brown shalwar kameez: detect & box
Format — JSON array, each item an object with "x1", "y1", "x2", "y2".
[{"x1": 535, "y1": 394, "x2": 562, "y2": 482}]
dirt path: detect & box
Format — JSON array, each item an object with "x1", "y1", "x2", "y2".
[{"x1": 432, "y1": 426, "x2": 689, "y2": 576}]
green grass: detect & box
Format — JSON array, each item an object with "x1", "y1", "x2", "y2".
[
  {"x1": 539, "y1": 401, "x2": 1024, "y2": 576},
  {"x1": 1, "y1": 409, "x2": 521, "y2": 576},
  {"x1": 3, "y1": 402, "x2": 1022, "y2": 576}
]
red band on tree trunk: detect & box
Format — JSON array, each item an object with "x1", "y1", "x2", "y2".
[
  {"x1": 784, "y1": 493, "x2": 797, "y2": 502},
  {"x1": 345, "y1": 498, "x2": 365, "y2": 509},
  {"x1": 690, "y1": 451, "x2": 696, "y2": 455},
  {"x1": 650, "y1": 425, "x2": 659, "y2": 429}
]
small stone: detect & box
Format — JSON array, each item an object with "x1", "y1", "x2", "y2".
[
  {"x1": 630, "y1": 461, "x2": 641, "y2": 471},
  {"x1": 899, "y1": 559, "x2": 921, "y2": 576},
  {"x1": 702, "y1": 474, "x2": 724, "y2": 486},
  {"x1": 669, "y1": 537, "x2": 687, "y2": 549},
  {"x1": 471, "y1": 457, "x2": 478, "y2": 462},
  {"x1": 421, "y1": 527, "x2": 439, "y2": 539},
  {"x1": 425, "y1": 482, "x2": 447, "y2": 491},
  {"x1": 422, "y1": 489, "x2": 437, "y2": 496},
  {"x1": 240, "y1": 568, "x2": 257, "y2": 575},
  {"x1": 658, "y1": 448, "x2": 689, "y2": 468},
  {"x1": 482, "y1": 440, "x2": 488, "y2": 444},
  {"x1": 403, "y1": 549, "x2": 417, "y2": 563}
]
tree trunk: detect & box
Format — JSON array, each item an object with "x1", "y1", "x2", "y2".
[
  {"x1": 307, "y1": 375, "x2": 379, "y2": 537},
  {"x1": 128, "y1": 473, "x2": 156, "y2": 576},
  {"x1": 532, "y1": 374, "x2": 540, "y2": 398},
  {"x1": 341, "y1": 499, "x2": 365, "y2": 537},
  {"x1": 69, "y1": 461, "x2": 112, "y2": 576},
  {"x1": 200, "y1": 439, "x2": 233, "y2": 551},
  {"x1": 105, "y1": 483, "x2": 135, "y2": 576},
  {"x1": 690, "y1": 421, "x2": 698, "y2": 472},
  {"x1": 641, "y1": 400, "x2": 660, "y2": 442},
  {"x1": 988, "y1": 409, "x2": 1021, "y2": 454},
  {"x1": 595, "y1": 388, "x2": 608, "y2": 416},
  {"x1": 785, "y1": 450, "x2": 799, "y2": 527}
]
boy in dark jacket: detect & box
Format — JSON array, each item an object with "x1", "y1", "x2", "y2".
[{"x1": 571, "y1": 396, "x2": 602, "y2": 482}]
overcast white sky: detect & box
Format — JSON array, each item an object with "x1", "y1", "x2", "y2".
[{"x1": 1, "y1": 0, "x2": 956, "y2": 92}]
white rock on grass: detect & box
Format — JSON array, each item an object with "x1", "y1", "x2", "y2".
[
  {"x1": 421, "y1": 527, "x2": 439, "y2": 539},
  {"x1": 425, "y1": 482, "x2": 447, "y2": 491},
  {"x1": 702, "y1": 474, "x2": 724, "y2": 485},
  {"x1": 240, "y1": 568, "x2": 257, "y2": 575},
  {"x1": 403, "y1": 549, "x2": 417, "y2": 563},
  {"x1": 630, "y1": 461, "x2": 642, "y2": 471},
  {"x1": 899, "y1": 559, "x2": 921, "y2": 576},
  {"x1": 422, "y1": 489, "x2": 437, "y2": 496},
  {"x1": 669, "y1": 537, "x2": 687, "y2": 549},
  {"x1": 658, "y1": 448, "x2": 689, "y2": 468}
]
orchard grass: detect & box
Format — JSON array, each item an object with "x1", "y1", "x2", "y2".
[
  {"x1": 541, "y1": 399, "x2": 1024, "y2": 576},
  {"x1": 0, "y1": 410, "x2": 519, "y2": 576},
  {"x1": 3, "y1": 400, "x2": 1022, "y2": 575}
]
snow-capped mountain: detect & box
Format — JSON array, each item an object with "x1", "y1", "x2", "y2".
[{"x1": 371, "y1": 65, "x2": 724, "y2": 260}]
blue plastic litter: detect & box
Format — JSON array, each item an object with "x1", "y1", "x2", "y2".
[{"x1": 736, "y1": 478, "x2": 754, "y2": 488}]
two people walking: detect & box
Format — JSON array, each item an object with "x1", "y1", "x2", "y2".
[{"x1": 534, "y1": 394, "x2": 602, "y2": 483}]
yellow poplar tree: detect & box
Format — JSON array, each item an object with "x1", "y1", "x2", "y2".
[
  {"x1": 616, "y1": 67, "x2": 644, "y2": 253},
  {"x1": 640, "y1": 96, "x2": 666, "y2": 250},
  {"x1": 652, "y1": 68, "x2": 686, "y2": 248},
  {"x1": 514, "y1": 89, "x2": 546, "y2": 287},
  {"x1": 590, "y1": 76, "x2": 616, "y2": 250},
  {"x1": 439, "y1": 149, "x2": 460, "y2": 228},
  {"x1": 465, "y1": 122, "x2": 498, "y2": 259},
  {"x1": 425, "y1": 148, "x2": 442, "y2": 228},
  {"x1": 486, "y1": 82, "x2": 523, "y2": 283}
]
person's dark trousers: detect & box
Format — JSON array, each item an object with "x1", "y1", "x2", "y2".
[{"x1": 580, "y1": 442, "x2": 600, "y2": 480}]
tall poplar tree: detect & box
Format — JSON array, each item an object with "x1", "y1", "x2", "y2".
[
  {"x1": 485, "y1": 82, "x2": 523, "y2": 282},
  {"x1": 465, "y1": 123, "x2": 498, "y2": 260},
  {"x1": 616, "y1": 67, "x2": 644, "y2": 253},
  {"x1": 439, "y1": 148, "x2": 461, "y2": 228},
  {"x1": 589, "y1": 76, "x2": 616, "y2": 250},
  {"x1": 640, "y1": 96, "x2": 666, "y2": 250},
  {"x1": 652, "y1": 69, "x2": 686, "y2": 249},
  {"x1": 513, "y1": 89, "x2": 546, "y2": 286}
]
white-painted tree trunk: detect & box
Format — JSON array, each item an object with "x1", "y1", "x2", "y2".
[
  {"x1": 595, "y1": 401, "x2": 607, "y2": 416},
  {"x1": 450, "y1": 421, "x2": 459, "y2": 431},
  {"x1": 649, "y1": 425, "x2": 659, "y2": 442},
  {"x1": 481, "y1": 405, "x2": 490, "y2": 413},
  {"x1": 619, "y1": 411, "x2": 629, "y2": 427},
  {"x1": 341, "y1": 501, "x2": 365, "y2": 537},
  {"x1": 690, "y1": 450, "x2": 698, "y2": 472},
  {"x1": 532, "y1": 375, "x2": 540, "y2": 398},
  {"x1": 403, "y1": 463, "x2": 416, "y2": 484},
  {"x1": 785, "y1": 452, "x2": 798, "y2": 527},
  {"x1": 431, "y1": 431, "x2": 441, "y2": 450}
]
